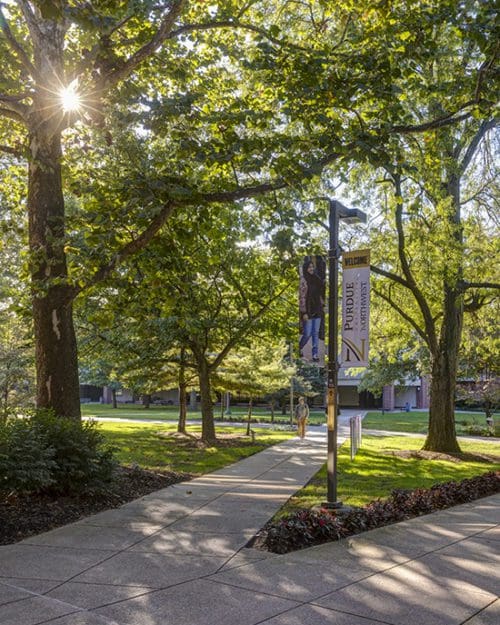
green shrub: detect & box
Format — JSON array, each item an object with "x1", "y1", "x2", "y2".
[
  {"x1": 33, "y1": 411, "x2": 117, "y2": 494},
  {"x1": 0, "y1": 418, "x2": 56, "y2": 494},
  {"x1": 0, "y1": 411, "x2": 117, "y2": 496},
  {"x1": 462, "y1": 424, "x2": 491, "y2": 437}
]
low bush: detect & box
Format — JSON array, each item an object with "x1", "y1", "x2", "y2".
[
  {"x1": 0, "y1": 411, "x2": 117, "y2": 496},
  {"x1": 262, "y1": 471, "x2": 500, "y2": 554},
  {"x1": 0, "y1": 418, "x2": 56, "y2": 493},
  {"x1": 34, "y1": 411, "x2": 117, "y2": 494},
  {"x1": 461, "y1": 424, "x2": 492, "y2": 437}
]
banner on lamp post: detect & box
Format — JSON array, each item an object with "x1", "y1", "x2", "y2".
[
  {"x1": 298, "y1": 255, "x2": 326, "y2": 366},
  {"x1": 341, "y1": 249, "x2": 370, "y2": 367}
]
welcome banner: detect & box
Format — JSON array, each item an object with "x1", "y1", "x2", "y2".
[{"x1": 341, "y1": 249, "x2": 370, "y2": 367}]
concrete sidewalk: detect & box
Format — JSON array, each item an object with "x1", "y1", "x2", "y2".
[{"x1": 0, "y1": 427, "x2": 498, "y2": 625}]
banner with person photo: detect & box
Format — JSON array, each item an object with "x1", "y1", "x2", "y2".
[{"x1": 299, "y1": 255, "x2": 326, "y2": 366}]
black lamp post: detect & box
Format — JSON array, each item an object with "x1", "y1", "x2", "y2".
[{"x1": 323, "y1": 199, "x2": 367, "y2": 508}]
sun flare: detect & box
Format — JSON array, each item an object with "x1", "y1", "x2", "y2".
[{"x1": 60, "y1": 80, "x2": 81, "y2": 112}]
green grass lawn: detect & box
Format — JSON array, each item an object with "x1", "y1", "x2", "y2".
[
  {"x1": 97, "y1": 420, "x2": 294, "y2": 475},
  {"x1": 82, "y1": 403, "x2": 327, "y2": 425},
  {"x1": 276, "y1": 435, "x2": 500, "y2": 516},
  {"x1": 362, "y1": 410, "x2": 497, "y2": 435}
]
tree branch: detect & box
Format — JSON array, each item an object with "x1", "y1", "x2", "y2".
[
  {"x1": 168, "y1": 19, "x2": 310, "y2": 52},
  {"x1": 392, "y1": 174, "x2": 438, "y2": 352},
  {"x1": 17, "y1": 0, "x2": 44, "y2": 47},
  {"x1": 211, "y1": 281, "x2": 292, "y2": 370},
  {"x1": 475, "y1": 44, "x2": 499, "y2": 102},
  {"x1": 93, "y1": 6, "x2": 314, "y2": 96},
  {"x1": 391, "y1": 108, "x2": 473, "y2": 134},
  {"x1": 464, "y1": 281, "x2": 500, "y2": 291},
  {"x1": 459, "y1": 119, "x2": 497, "y2": 176},
  {"x1": 73, "y1": 201, "x2": 176, "y2": 298},
  {"x1": 0, "y1": 91, "x2": 29, "y2": 121},
  {"x1": 0, "y1": 90, "x2": 31, "y2": 102},
  {"x1": 0, "y1": 105, "x2": 26, "y2": 123},
  {"x1": 199, "y1": 179, "x2": 287, "y2": 203},
  {"x1": 372, "y1": 286, "x2": 430, "y2": 348},
  {"x1": 0, "y1": 4, "x2": 36, "y2": 77},
  {"x1": 102, "y1": 0, "x2": 186, "y2": 88},
  {"x1": 195, "y1": 147, "x2": 345, "y2": 204},
  {"x1": 463, "y1": 291, "x2": 497, "y2": 313},
  {"x1": 225, "y1": 267, "x2": 253, "y2": 319},
  {"x1": 0, "y1": 143, "x2": 24, "y2": 158},
  {"x1": 67, "y1": 140, "x2": 345, "y2": 301},
  {"x1": 370, "y1": 264, "x2": 412, "y2": 290}
]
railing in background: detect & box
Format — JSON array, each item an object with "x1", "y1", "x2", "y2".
[{"x1": 350, "y1": 415, "x2": 362, "y2": 460}]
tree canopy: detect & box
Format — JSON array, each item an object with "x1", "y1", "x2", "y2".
[{"x1": 0, "y1": 1, "x2": 498, "y2": 455}]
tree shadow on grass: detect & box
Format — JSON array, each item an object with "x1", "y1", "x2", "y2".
[
  {"x1": 157, "y1": 430, "x2": 266, "y2": 450},
  {"x1": 384, "y1": 450, "x2": 500, "y2": 464}
]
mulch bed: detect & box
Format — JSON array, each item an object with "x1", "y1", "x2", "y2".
[
  {"x1": 0, "y1": 433, "x2": 267, "y2": 546},
  {"x1": 0, "y1": 466, "x2": 191, "y2": 545},
  {"x1": 158, "y1": 431, "x2": 268, "y2": 448},
  {"x1": 253, "y1": 470, "x2": 500, "y2": 554}
]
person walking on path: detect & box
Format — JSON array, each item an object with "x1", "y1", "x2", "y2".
[{"x1": 295, "y1": 396, "x2": 309, "y2": 438}]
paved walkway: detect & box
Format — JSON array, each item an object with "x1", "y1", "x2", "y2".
[{"x1": 0, "y1": 422, "x2": 498, "y2": 625}]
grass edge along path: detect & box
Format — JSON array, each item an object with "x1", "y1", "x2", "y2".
[
  {"x1": 1, "y1": 422, "x2": 294, "y2": 546},
  {"x1": 274, "y1": 434, "x2": 500, "y2": 517},
  {"x1": 98, "y1": 420, "x2": 295, "y2": 476}
]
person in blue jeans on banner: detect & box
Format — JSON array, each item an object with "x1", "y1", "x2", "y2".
[{"x1": 299, "y1": 259, "x2": 325, "y2": 362}]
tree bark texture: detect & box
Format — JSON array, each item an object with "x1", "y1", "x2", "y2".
[
  {"x1": 424, "y1": 347, "x2": 462, "y2": 453},
  {"x1": 178, "y1": 383, "x2": 187, "y2": 433},
  {"x1": 28, "y1": 127, "x2": 81, "y2": 419},
  {"x1": 196, "y1": 356, "x2": 216, "y2": 443},
  {"x1": 423, "y1": 176, "x2": 463, "y2": 453},
  {"x1": 24, "y1": 14, "x2": 81, "y2": 419},
  {"x1": 246, "y1": 398, "x2": 253, "y2": 436}
]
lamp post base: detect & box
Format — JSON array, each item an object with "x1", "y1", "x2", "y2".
[
  {"x1": 317, "y1": 502, "x2": 354, "y2": 517},
  {"x1": 321, "y1": 500, "x2": 344, "y2": 510}
]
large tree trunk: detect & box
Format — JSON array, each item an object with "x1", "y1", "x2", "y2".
[
  {"x1": 28, "y1": 127, "x2": 81, "y2": 420},
  {"x1": 26, "y1": 15, "x2": 80, "y2": 420},
  {"x1": 196, "y1": 355, "x2": 216, "y2": 443},
  {"x1": 424, "y1": 346, "x2": 461, "y2": 453},
  {"x1": 423, "y1": 176, "x2": 463, "y2": 453}
]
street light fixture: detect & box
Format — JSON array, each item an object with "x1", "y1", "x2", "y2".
[{"x1": 323, "y1": 199, "x2": 367, "y2": 508}]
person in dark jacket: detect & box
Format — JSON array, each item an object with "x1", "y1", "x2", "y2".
[{"x1": 299, "y1": 260, "x2": 325, "y2": 362}]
